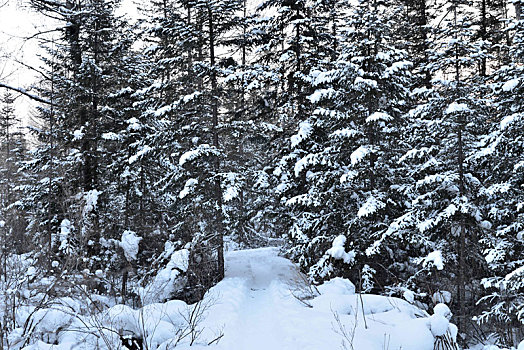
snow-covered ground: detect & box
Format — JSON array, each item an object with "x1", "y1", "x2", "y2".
[
  {"x1": 17, "y1": 248, "x2": 463, "y2": 349},
  {"x1": 189, "y1": 248, "x2": 454, "y2": 350}
]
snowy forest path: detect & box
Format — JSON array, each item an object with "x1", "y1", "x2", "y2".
[
  {"x1": 167, "y1": 248, "x2": 438, "y2": 350},
  {"x1": 195, "y1": 248, "x2": 440, "y2": 350},
  {"x1": 219, "y1": 247, "x2": 299, "y2": 350},
  {"x1": 224, "y1": 247, "x2": 297, "y2": 289},
  {"x1": 196, "y1": 247, "x2": 332, "y2": 350}
]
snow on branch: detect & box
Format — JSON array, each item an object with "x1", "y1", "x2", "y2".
[
  {"x1": 357, "y1": 195, "x2": 386, "y2": 218},
  {"x1": 290, "y1": 121, "x2": 313, "y2": 148},
  {"x1": 421, "y1": 250, "x2": 444, "y2": 270},
  {"x1": 350, "y1": 145, "x2": 372, "y2": 166},
  {"x1": 326, "y1": 235, "x2": 355, "y2": 264},
  {"x1": 179, "y1": 144, "x2": 221, "y2": 166},
  {"x1": 444, "y1": 102, "x2": 470, "y2": 115},
  {"x1": 0, "y1": 82, "x2": 53, "y2": 105}
]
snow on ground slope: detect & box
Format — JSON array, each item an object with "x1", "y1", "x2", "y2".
[
  {"x1": 19, "y1": 248, "x2": 457, "y2": 350},
  {"x1": 191, "y1": 247, "x2": 440, "y2": 350}
]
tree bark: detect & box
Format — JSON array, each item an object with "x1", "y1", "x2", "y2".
[{"x1": 208, "y1": 6, "x2": 224, "y2": 280}]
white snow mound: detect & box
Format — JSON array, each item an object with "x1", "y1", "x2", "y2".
[
  {"x1": 120, "y1": 230, "x2": 142, "y2": 262},
  {"x1": 19, "y1": 247, "x2": 459, "y2": 350}
]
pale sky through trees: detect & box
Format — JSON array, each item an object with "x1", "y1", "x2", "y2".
[
  {"x1": 0, "y1": 0, "x2": 139, "y2": 129},
  {"x1": 0, "y1": 1, "x2": 42, "y2": 124}
]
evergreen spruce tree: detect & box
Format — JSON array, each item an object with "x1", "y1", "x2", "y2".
[
  {"x1": 136, "y1": 0, "x2": 246, "y2": 301},
  {"x1": 473, "y1": 10, "x2": 524, "y2": 346},
  {"x1": 0, "y1": 93, "x2": 29, "y2": 270},
  {"x1": 281, "y1": 0, "x2": 414, "y2": 289},
  {"x1": 24, "y1": 0, "x2": 148, "y2": 284},
  {"x1": 372, "y1": 0, "x2": 490, "y2": 335}
]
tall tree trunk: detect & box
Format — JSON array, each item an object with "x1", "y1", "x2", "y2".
[
  {"x1": 208, "y1": 6, "x2": 224, "y2": 280},
  {"x1": 454, "y1": 0, "x2": 467, "y2": 336},
  {"x1": 457, "y1": 124, "x2": 467, "y2": 337},
  {"x1": 419, "y1": 0, "x2": 431, "y2": 86},
  {"x1": 47, "y1": 45, "x2": 56, "y2": 257},
  {"x1": 480, "y1": 0, "x2": 487, "y2": 76},
  {"x1": 238, "y1": 0, "x2": 247, "y2": 244}
]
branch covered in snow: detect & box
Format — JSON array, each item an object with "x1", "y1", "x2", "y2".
[{"x1": 0, "y1": 82, "x2": 54, "y2": 105}]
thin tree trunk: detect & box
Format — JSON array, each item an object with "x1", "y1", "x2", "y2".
[
  {"x1": 208, "y1": 6, "x2": 224, "y2": 280},
  {"x1": 122, "y1": 267, "x2": 128, "y2": 305},
  {"x1": 457, "y1": 125, "x2": 467, "y2": 336},
  {"x1": 480, "y1": 0, "x2": 487, "y2": 76},
  {"x1": 47, "y1": 41, "x2": 56, "y2": 255},
  {"x1": 419, "y1": 0, "x2": 431, "y2": 86},
  {"x1": 238, "y1": 0, "x2": 247, "y2": 244},
  {"x1": 454, "y1": 0, "x2": 467, "y2": 336}
]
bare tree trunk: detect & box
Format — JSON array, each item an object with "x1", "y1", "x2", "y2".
[
  {"x1": 122, "y1": 266, "x2": 129, "y2": 305},
  {"x1": 238, "y1": 0, "x2": 248, "y2": 244},
  {"x1": 208, "y1": 6, "x2": 224, "y2": 280},
  {"x1": 480, "y1": 0, "x2": 487, "y2": 76},
  {"x1": 47, "y1": 42, "x2": 56, "y2": 257},
  {"x1": 453, "y1": 1, "x2": 467, "y2": 336}
]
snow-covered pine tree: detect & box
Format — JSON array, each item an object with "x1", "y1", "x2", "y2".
[
  {"x1": 0, "y1": 93, "x2": 29, "y2": 265},
  {"x1": 134, "y1": 0, "x2": 203, "y2": 248},
  {"x1": 212, "y1": 0, "x2": 294, "y2": 247},
  {"x1": 258, "y1": 0, "x2": 349, "y2": 247},
  {"x1": 21, "y1": 29, "x2": 78, "y2": 267},
  {"x1": 255, "y1": 0, "x2": 341, "y2": 132},
  {"x1": 398, "y1": 0, "x2": 434, "y2": 87},
  {"x1": 24, "y1": 0, "x2": 147, "y2": 280},
  {"x1": 472, "y1": 0, "x2": 510, "y2": 75},
  {"x1": 282, "y1": 0, "x2": 414, "y2": 288},
  {"x1": 473, "y1": 9, "x2": 524, "y2": 346},
  {"x1": 136, "y1": 0, "x2": 245, "y2": 301},
  {"x1": 91, "y1": 21, "x2": 155, "y2": 305},
  {"x1": 371, "y1": 0, "x2": 491, "y2": 335}
]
